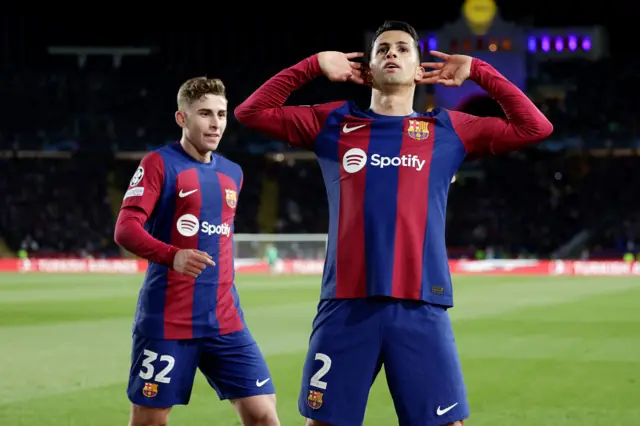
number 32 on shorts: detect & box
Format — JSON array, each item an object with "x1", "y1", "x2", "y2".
[
  {"x1": 139, "y1": 349, "x2": 176, "y2": 384},
  {"x1": 310, "y1": 353, "x2": 332, "y2": 390}
]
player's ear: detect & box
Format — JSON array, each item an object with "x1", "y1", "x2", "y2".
[
  {"x1": 175, "y1": 110, "x2": 186, "y2": 129},
  {"x1": 415, "y1": 66, "x2": 424, "y2": 82}
]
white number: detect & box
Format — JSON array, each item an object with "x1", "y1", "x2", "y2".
[
  {"x1": 139, "y1": 349, "x2": 157, "y2": 380},
  {"x1": 138, "y1": 349, "x2": 175, "y2": 384},
  {"x1": 155, "y1": 355, "x2": 175, "y2": 383},
  {"x1": 309, "y1": 353, "x2": 332, "y2": 390}
]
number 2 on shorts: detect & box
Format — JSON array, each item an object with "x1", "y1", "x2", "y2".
[{"x1": 309, "y1": 352, "x2": 332, "y2": 390}]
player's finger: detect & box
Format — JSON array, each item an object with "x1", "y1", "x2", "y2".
[
  {"x1": 349, "y1": 61, "x2": 363, "y2": 69},
  {"x1": 429, "y1": 50, "x2": 450, "y2": 60},
  {"x1": 345, "y1": 52, "x2": 364, "y2": 59},
  {"x1": 437, "y1": 79, "x2": 458, "y2": 87},
  {"x1": 421, "y1": 62, "x2": 444, "y2": 69},
  {"x1": 421, "y1": 69, "x2": 441, "y2": 78},
  {"x1": 194, "y1": 249, "x2": 212, "y2": 259},
  {"x1": 188, "y1": 258, "x2": 207, "y2": 271},
  {"x1": 418, "y1": 77, "x2": 439, "y2": 85},
  {"x1": 193, "y1": 252, "x2": 216, "y2": 266},
  {"x1": 182, "y1": 267, "x2": 198, "y2": 278}
]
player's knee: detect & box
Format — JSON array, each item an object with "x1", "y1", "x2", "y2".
[
  {"x1": 232, "y1": 394, "x2": 280, "y2": 426},
  {"x1": 444, "y1": 421, "x2": 464, "y2": 426},
  {"x1": 305, "y1": 419, "x2": 332, "y2": 426},
  {"x1": 129, "y1": 404, "x2": 171, "y2": 426}
]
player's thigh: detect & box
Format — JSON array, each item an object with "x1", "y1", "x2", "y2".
[
  {"x1": 230, "y1": 394, "x2": 279, "y2": 426},
  {"x1": 383, "y1": 302, "x2": 469, "y2": 426},
  {"x1": 299, "y1": 299, "x2": 384, "y2": 426},
  {"x1": 129, "y1": 404, "x2": 171, "y2": 426},
  {"x1": 127, "y1": 333, "x2": 201, "y2": 409},
  {"x1": 199, "y1": 328, "x2": 276, "y2": 401}
]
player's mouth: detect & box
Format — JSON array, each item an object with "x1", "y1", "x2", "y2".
[
  {"x1": 383, "y1": 61, "x2": 400, "y2": 71},
  {"x1": 204, "y1": 133, "x2": 220, "y2": 139}
]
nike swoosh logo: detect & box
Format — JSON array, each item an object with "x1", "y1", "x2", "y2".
[
  {"x1": 256, "y1": 378, "x2": 271, "y2": 387},
  {"x1": 179, "y1": 189, "x2": 198, "y2": 198},
  {"x1": 436, "y1": 402, "x2": 459, "y2": 416},
  {"x1": 343, "y1": 124, "x2": 366, "y2": 133}
]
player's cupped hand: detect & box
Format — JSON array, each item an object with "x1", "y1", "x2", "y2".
[
  {"x1": 417, "y1": 50, "x2": 473, "y2": 87},
  {"x1": 173, "y1": 249, "x2": 216, "y2": 278},
  {"x1": 318, "y1": 51, "x2": 368, "y2": 85}
]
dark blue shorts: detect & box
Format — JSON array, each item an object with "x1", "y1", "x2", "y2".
[
  {"x1": 298, "y1": 298, "x2": 469, "y2": 426},
  {"x1": 127, "y1": 328, "x2": 274, "y2": 408}
]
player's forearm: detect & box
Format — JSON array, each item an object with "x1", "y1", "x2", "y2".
[
  {"x1": 114, "y1": 208, "x2": 179, "y2": 268},
  {"x1": 469, "y1": 59, "x2": 553, "y2": 143},
  {"x1": 234, "y1": 55, "x2": 322, "y2": 129}
]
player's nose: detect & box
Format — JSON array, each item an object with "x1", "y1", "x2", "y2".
[{"x1": 385, "y1": 50, "x2": 398, "y2": 59}]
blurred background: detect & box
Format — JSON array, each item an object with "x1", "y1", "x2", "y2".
[
  {"x1": 1, "y1": 3, "x2": 639, "y2": 425},
  {"x1": 1, "y1": 4, "x2": 638, "y2": 264}
]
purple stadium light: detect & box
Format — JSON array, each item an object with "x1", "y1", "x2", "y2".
[
  {"x1": 554, "y1": 37, "x2": 564, "y2": 51},
  {"x1": 568, "y1": 35, "x2": 578, "y2": 51},
  {"x1": 428, "y1": 37, "x2": 437, "y2": 51},
  {"x1": 541, "y1": 36, "x2": 551, "y2": 52},
  {"x1": 582, "y1": 37, "x2": 592, "y2": 51},
  {"x1": 527, "y1": 36, "x2": 536, "y2": 52}
]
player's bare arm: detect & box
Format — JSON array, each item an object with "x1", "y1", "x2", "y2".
[
  {"x1": 421, "y1": 50, "x2": 553, "y2": 156},
  {"x1": 234, "y1": 51, "x2": 364, "y2": 146}
]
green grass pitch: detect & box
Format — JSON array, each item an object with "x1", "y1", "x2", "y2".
[{"x1": 1, "y1": 273, "x2": 639, "y2": 425}]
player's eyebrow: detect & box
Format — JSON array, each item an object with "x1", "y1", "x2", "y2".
[{"x1": 377, "y1": 41, "x2": 410, "y2": 48}]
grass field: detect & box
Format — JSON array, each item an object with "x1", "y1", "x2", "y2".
[{"x1": 1, "y1": 273, "x2": 639, "y2": 425}]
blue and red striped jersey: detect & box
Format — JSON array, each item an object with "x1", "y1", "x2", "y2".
[
  {"x1": 235, "y1": 55, "x2": 553, "y2": 307},
  {"x1": 120, "y1": 143, "x2": 244, "y2": 339}
]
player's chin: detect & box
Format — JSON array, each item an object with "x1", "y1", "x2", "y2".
[
  {"x1": 201, "y1": 137, "x2": 220, "y2": 151},
  {"x1": 375, "y1": 75, "x2": 409, "y2": 87}
]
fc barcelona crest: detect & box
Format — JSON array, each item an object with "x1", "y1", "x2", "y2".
[
  {"x1": 408, "y1": 120, "x2": 429, "y2": 140},
  {"x1": 307, "y1": 390, "x2": 323, "y2": 410},
  {"x1": 142, "y1": 382, "x2": 158, "y2": 398},
  {"x1": 225, "y1": 189, "x2": 237, "y2": 208}
]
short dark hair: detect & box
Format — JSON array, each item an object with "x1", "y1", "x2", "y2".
[
  {"x1": 177, "y1": 77, "x2": 226, "y2": 109},
  {"x1": 368, "y1": 20, "x2": 422, "y2": 62}
]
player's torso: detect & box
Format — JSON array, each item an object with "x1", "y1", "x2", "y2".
[
  {"x1": 312, "y1": 104, "x2": 466, "y2": 304},
  {"x1": 136, "y1": 146, "x2": 244, "y2": 339},
  {"x1": 149, "y1": 147, "x2": 239, "y2": 263}
]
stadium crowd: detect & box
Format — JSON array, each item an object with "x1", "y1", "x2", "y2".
[{"x1": 1, "y1": 56, "x2": 638, "y2": 261}]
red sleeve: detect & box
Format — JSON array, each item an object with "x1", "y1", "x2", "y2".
[
  {"x1": 234, "y1": 54, "x2": 343, "y2": 148},
  {"x1": 114, "y1": 152, "x2": 179, "y2": 267},
  {"x1": 121, "y1": 152, "x2": 164, "y2": 215},
  {"x1": 114, "y1": 208, "x2": 179, "y2": 267},
  {"x1": 449, "y1": 59, "x2": 554, "y2": 158}
]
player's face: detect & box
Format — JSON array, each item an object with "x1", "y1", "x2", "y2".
[
  {"x1": 176, "y1": 94, "x2": 227, "y2": 152},
  {"x1": 369, "y1": 30, "x2": 423, "y2": 88}
]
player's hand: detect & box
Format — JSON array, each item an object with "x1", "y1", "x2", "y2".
[
  {"x1": 317, "y1": 51, "x2": 367, "y2": 85},
  {"x1": 173, "y1": 249, "x2": 215, "y2": 278},
  {"x1": 418, "y1": 50, "x2": 473, "y2": 87}
]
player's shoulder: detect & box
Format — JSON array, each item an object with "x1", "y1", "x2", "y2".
[
  {"x1": 212, "y1": 153, "x2": 243, "y2": 187},
  {"x1": 299, "y1": 100, "x2": 350, "y2": 118},
  {"x1": 417, "y1": 107, "x2": 464, "y2": 131}
]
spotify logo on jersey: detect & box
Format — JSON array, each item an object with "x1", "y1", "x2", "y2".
[
  {"x1": 176, "y1": 214, "x2": 200, "y2": 237},
  {"x1": 342, "y1": 148, "x2": 368, "y2": 173}
]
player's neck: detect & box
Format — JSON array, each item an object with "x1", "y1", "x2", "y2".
[
  {"x1": 369, "y1": 87, "x2": 415, "y2": 117},
  {"x1": 180, "y1": 137, "x2": 212, "y2": 163}
]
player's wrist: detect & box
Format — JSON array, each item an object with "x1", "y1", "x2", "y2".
[
  {"x1": 307, "y1": 54, "x2": 323, "y2": 76},
  {"x1": 469, "y1": 57, "x2": 484, "y2": 82},
  {"x1": 167, "y1": 246, "x2": 181, "y2": 268}
]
